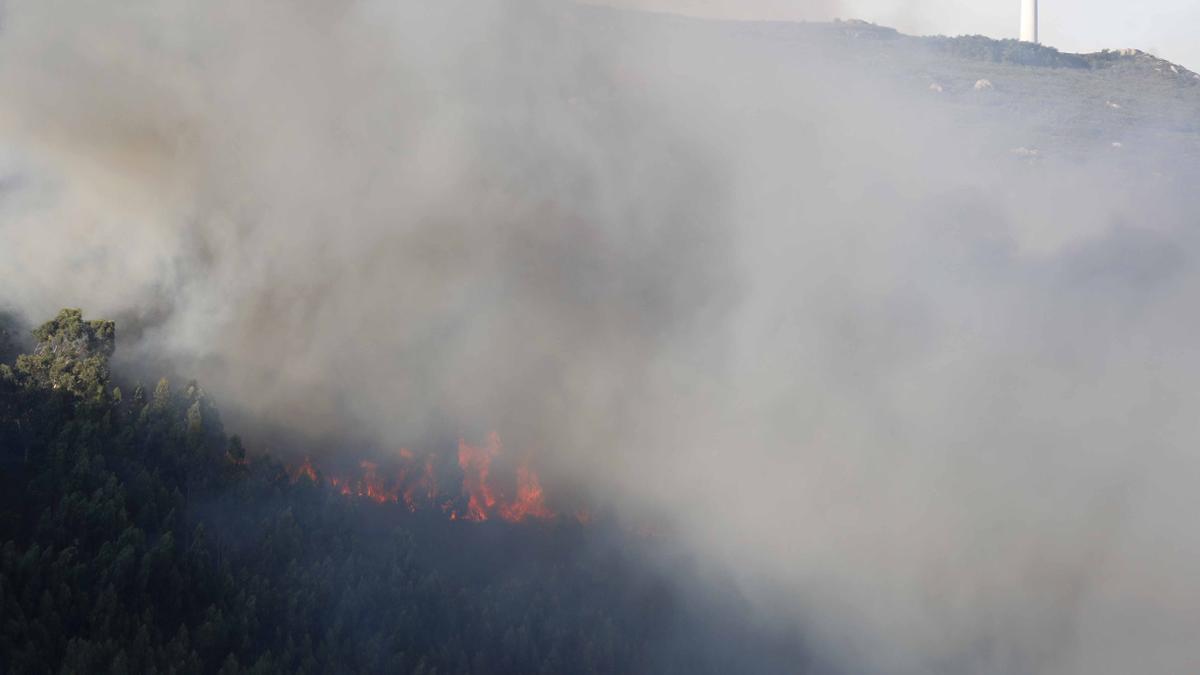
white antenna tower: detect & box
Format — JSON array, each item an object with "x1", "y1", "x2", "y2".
[{"x1": 1020, "y1": 0, "x2": 1039, "y2": 43}]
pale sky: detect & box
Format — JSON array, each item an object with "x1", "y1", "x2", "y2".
[{"x1": 598, "y1": 0, "x2": 1200, "y2": 70}]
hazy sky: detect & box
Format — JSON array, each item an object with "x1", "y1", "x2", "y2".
[{"x1": 599, "y1": 0, "x2": 1200, "y2": 69}]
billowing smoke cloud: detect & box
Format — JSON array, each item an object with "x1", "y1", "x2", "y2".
[
  {"x1": 2, "y1": 1, "x2": 1200, "y2": 673},
  {"x1": 593, "y1": 0, "x2": 843, "y2": 21}
]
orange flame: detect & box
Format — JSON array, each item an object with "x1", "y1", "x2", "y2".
[
  {"x1": 360, "y1": 460, "x2": 400, "y2": 504},
  {"x1": 498, "y1": 465, "x2": 553, "y2": 521},
  {"x1": 288, "y1": 434, "x2": 561, "y2": 523},
  {"x1": 293, "y1": 457, "x2": 318, "y2": 483},
  {"x1": 458, "y1": 434, "x2": 500, "y2": 521},
  {"x1": 403, "y1": 457, "x2": 436, "y2": 512}
]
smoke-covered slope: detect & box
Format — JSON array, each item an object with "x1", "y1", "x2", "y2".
[
  {"x1": 623, "y1": 12, "x2": 1200, "y2": 163},
  {"x1": 3, "y1": 2, "x2": 1200, "y2": 673},
  {"x1": 0, "y1": 309, "x2": 820, "y2": 674}
]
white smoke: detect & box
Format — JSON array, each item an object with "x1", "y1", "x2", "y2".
[{"x1": 1, "y1": 1, "x2": 1199, "y2": 672}]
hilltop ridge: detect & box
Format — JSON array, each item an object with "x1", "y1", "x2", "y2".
[
  {"x1": 741, "y1": 18, "x2": 1200, "y2": 82},
  {"x1": 641, "y1": 13, "x2": 1200, "y2": 164}
]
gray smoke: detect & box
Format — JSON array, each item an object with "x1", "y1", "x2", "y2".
[{"x1": 2, "y1": 1, "x2": 1199, "y2": 673}]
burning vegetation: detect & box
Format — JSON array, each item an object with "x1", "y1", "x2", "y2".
[{"x1": 287, "y1": 432, "x2": 567, "y2": 523}]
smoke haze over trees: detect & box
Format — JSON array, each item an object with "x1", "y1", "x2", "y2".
[
  {"x1": 2, "y1": 1, "x2": 1200, "y2": 673},
  {"x1": 0, "y1": 309, "x2": 815, "y2": 673}
]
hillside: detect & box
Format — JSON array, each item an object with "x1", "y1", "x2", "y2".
[
  {"x1": 588, "y1": 9, "x2": 1200, "y2": 165},
  {"x1": 4, "y1": 3, "x2": 1200, "y2": 673},
  {"x1": 0, "y1": 310, "x2": 814, "y2": 673},
  {"x1": 766, "y1": 21, "x2": 1200, "y2": 163}
]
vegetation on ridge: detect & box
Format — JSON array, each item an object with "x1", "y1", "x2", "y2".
[{"x1": 0, "y1": 309, "x2": 810, "y2": 674}]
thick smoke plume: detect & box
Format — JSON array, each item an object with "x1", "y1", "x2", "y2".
[{"x1": 2, "y1": 1, "x2": 1199, "y2": 672}]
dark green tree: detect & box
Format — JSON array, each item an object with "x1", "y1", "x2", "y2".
[
  {"x1": 15, "y1": 308, "x2": 115, "y2": 399},
  {"x1": 0, "y1": 308, "x2": 814, "y2": 675}
]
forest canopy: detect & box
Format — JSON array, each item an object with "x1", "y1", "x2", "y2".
[{"x1": 0, "y1": 309, "x2": 811, "y2": 674}]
